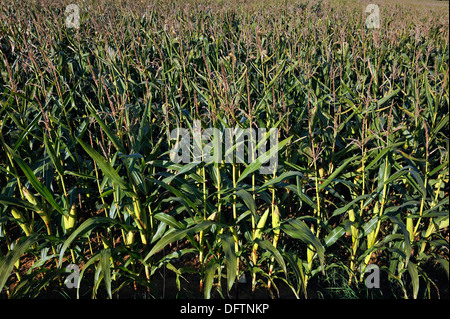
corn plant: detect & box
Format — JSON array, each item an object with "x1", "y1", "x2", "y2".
[{"x1": 0, "y1": 0, "x2": 448, "y2": 299}]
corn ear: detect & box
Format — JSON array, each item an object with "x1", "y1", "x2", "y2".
[
  {"x1": 22, "y1": 187, "x2": 51, "y2": 231},
  {"x1": 366, "y1": 202, "x2": 380, "y2": 250},
  {"x1": 125, "y1": 206, "x2": 147, "y2": 245},
  {"x1": 22, "y1": 187, "x2": 38, "y2": 206},
  {"x1": 272, "y1": 205, "x2": 280, "y2": 248},
  {"x1": 207, "y1": 212, "x2": 218, "y2": 221},
  {"x1": 252, "y1": 208, "x2": 270, "y2": 261},
  {"x1": 406, "y1": 215, "x2": 414, "y2": 242},
  {"x1": 251, "y1": 207, "x2": 270, "y2": 291},
  {"x1": 63, "y1": 204, "x2": 77, "y2": 232},
  {"x1": 348, "y1": 209, "x2": 358, "y2": 241},
  {"x1": 318, "y1": 168, "x2": 325, "y2": 178},
  {"x1": 268, "y1": 205, "x2": 281, "y2": 282},
  {"x1": 11, "y1": 208, "x2": 32, "y2": 236},
  {"x1": 125, "y1": 230, "x2": 136, "y2": 247}
]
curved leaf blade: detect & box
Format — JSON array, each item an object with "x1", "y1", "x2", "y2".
[
  {"x1": 281, "y1": 219, "x2": 325, "y2": 272},
  {"x1": 0, "y1": 234, "x2": 39, "y2": 292},
  {"x1": 256, "y1": 239, "x2": 287, "y2": 276},
  {"x1": 144, "y1": 220, "x2": 213, "y2": 262},
  {"x1": 221, "y1": 234, "x2": 237, "y2": 292},
  {"x1": 59, "y1": 217, "x2": 118, "y2": 266},
  {"x1": 76, "y1": 137, "x2": 136, "y2": 198}
]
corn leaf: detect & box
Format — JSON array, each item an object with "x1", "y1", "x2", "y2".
[
  {"x1": 221, "y1": 233, "x2": 237, "y2": 292},
  {"x1": 4, "y1": 144, "x2": 63, "y2": 215},
  {"x1": 0, "y1": 234, "x2": 39, "y2": 293}
]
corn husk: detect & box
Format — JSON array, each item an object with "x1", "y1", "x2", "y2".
[
  {"x1": 11, "y1": 208, "x2": 32, "y2": 236},
  {"x1": 63, "y1": 204, "x2": 77, "y2": 232}
]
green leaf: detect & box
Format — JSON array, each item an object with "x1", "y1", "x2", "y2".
[
  {"x1": 87, "y1": 104, "x2": 126, "y2": 154},
  {"x1": 44, "y1": 134, "x2": 64, "y2": 176},
  {"x1": 362, "y1": 216, "x2": 379, "y2": 237},
  {"x1": 437, "y1": 258, "x2": 449, "y2": 279},
  {"x1": 364, "y1": 142, "x2": 403, "y2": 173},
  {"x1": 423, "y1": 197, "x2": 449, "y2": 217},
  {"x1": 162, "y1": 162, "x2": 201, "y2": 184},
  {"x1": 388, "y1": 215, "x2": 412, "y2": 267},
  {"x1": 99, "y1": 248, "x2": 112, "y2": 299},
  {"x1": 59, "y1": 217, "x2": 118, "y2": 266},
  {"x1": 407, "y1": 261, "x2": 419, "y2": 299},
  {"x1": 319, "y1": 155, "x2": 360, "y2": 191},
  {"x1": 144, "y1": 220, "x2": 213, "y2": 261},
  {"x1": 3, "y1": 144, "x2": 63, "y2": 215},
  {"x1": 258, "y1": 171, "x2": 303, "y2": 191},
  {"x1": 283, "y1": 252, "x2": 306, "y2": 296},
  {"x1": 221, "y1": 234, "x2": 237, "y2": 292},
  {"x1": 384, "y1": 201, "x2": 420, "y2": 217},
  {"x1": 285, "y1": 184, "x2": 318, "y2": 211},
  {"x1": 0, "y1": 195, "x2": 40, "y2": 212},
  {"x1": 154, "y1": 212, "x2": 186, "y2": 230},
  {"x1": 235, "y1": 189, "x2": 256, "y2": 218},
  {"x1": 76, "y1": 137, "x2": 136, "y2": 198},
  {"x1": 256, "y1": 239, "x2": 287, "y2": 276},
  {"x1": 237, "y1": 135, "x2": 292, "y2": 183},
  {"x1": 77, "y1": 251, "x2": 102, "y2": 299},
  {"x1": 149, "y1": 178, "x2": 198, "y2": 215},
  {"x1": 331, "y1": 194, "x2": 372, "y2": 217},
  {"x1": 377, "y1": 88, "x2": 400, "y2": 107},
  {"x1": 323, "y1": 224, "x2": 346, "y2": 249},
  {"x1": 281, "y1": 219, "x2": 325, "y2": 272},
  {"x1": 0, "y1": 234, "x2": 39, "y2": 293},
  {"x1": 204, "y1": 260, "x2": 219, "y2": 299},
  {"x1": 136, "y1": 96, "x2": 153, "y2": 151}
]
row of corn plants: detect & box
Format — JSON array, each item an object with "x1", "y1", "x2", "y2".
[{"x1": 0, "y1": 0, "x2": 448, "y2": 299}]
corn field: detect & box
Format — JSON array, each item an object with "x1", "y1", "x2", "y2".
[{"x1": 0, "y1": 0, "x2": 448, "y2": 299}]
